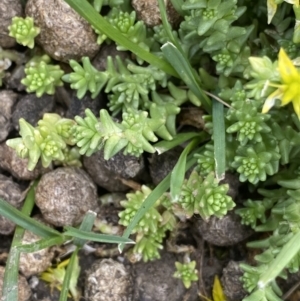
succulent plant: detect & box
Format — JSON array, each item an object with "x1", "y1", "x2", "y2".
[
  {"x1": 179, "y1": 171, "x2": 235, "y2": 219},
  {"x1": 8, "y1": 16, "x2": 40, "y2": 49},
  {"x1": 173, "y1": 260, "x2": 198, "y2": 289},
  {"x1": 21, "y1": 55, "x2": 64, "y2": 97}
]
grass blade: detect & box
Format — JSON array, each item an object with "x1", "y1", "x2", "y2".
[
  {"x1": 154, "y1": 132, "x2": 208, "y2": 154},
  {"x1": 63, "y1": 226, "x2": 134, "y2": 244},
  {"x1": 212, "y1": 99, "x2": 226, "y2": 181},
  {"x1": 63, "y1": 0, "x2": 178, "y2": 77},
  {"x1": 73, "y1": 210, "x2": 97, "y2": 247},
  {"x1": 0, "y1": 197, "x2": 62, "y2": 238},
  {"x1": 59, "y1": 248, "x2": 80, "y2": 301},
  {"x1": 16, "y1": 235, "x2": 67, "y2": 253},
  {"x1": 161, "y1": 42, "x2": 211, "y2": 113},
  {"x1": 170, "y1": 137, "x2": 203, "y2": 202},
  {"x1": 2, "y1": 182, "x2": 37, "y2": 301},
  {"x1": 158, "y1": 0, "x2": 180, "y2": 47}
]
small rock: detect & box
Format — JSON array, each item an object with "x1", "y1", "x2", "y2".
[
  {"x1": 83, "y1": 150, "x2": 147, "y2": 192},
  {"x1": 219, "y1": 172, "x2": 241, "y2": 202},
  {"x1": 25, "y1": 0, "x2": 100, "y2": 62},
  {"x1": 221, "y1": 261, "x2": 247, "y2": 301},
  {"x1": 0, "y1": 174, "x2": 23, "y2": 235},
  {"x1": 19, "y1": 215, "x2": 55, "y2": 278},
  {"x1": 131, "y1": 0, "x2": 181, "y2": 27},
  {"x1": 0, "y1": 142, "x2": 48, "y2": 180},
  {"x1": 4, "y1": 64, "x2": 26, "y2": 92},
  {"x1": 0, "y1": 265, "x2": 31, "y2": 301},
  {"x1": 132, "y1": 252, "x2": 197, "y2": 301},
  {"x1": 85, "y1": 258, "x2": 133, "y2": 301},
  {"x1": 35, "y1": 167, "x2": 98, "y2": 227},
  {"x1": 92, "y1": 44, "x2": 131, "y2": 71},
  {"x1": 0, "y1": 90, "x2": 18, "y2": 142},
  {"x1": 192, "y1": 211, "x2": 253, "y2": 246},
  {"x1": 148, "y1": 146, "x2": 182, "y2": 185},
  {"x1": 12, "y1": 94, "x2": 55, "y2": 130},
  {"x1": 0, "y1": 0, "x2": 23, "y2": 48},
  {"x1": 66, "y1": 92, "x2": 105, "y2": 119}
]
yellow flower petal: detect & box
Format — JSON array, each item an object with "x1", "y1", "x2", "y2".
[
  {"x1": 292, "y1": 95, "x2": 300, "y2": 118},
  {"x1": 278, "y1": 48, "x2": 300, "y2": 83},
  {"x1": 280, "y1": 82, "x2": 300, "y2": 105},
  {"x1": 262, "y1": 89, "x2": 283, "y2": 113}
]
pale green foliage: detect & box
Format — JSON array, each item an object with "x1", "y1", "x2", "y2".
[
  {"x1": 40, "y1": 256, "x2": 80, "y2": 301},
  {"x1": 231, "y1": 138, "x2": 280, "y2": 184},
  {"x1": 173, "y1": 261, "x2": 198, "y2": 289},
  {"x1": 6, "y1": 114, "x2": 76, "y2": 170},
  {"x1": 62, "y1": 56, "x2": 168, "y2": 115},
  {"x1": 118, "y1": 186, "x2": 176, "y2": 262},
  {"x1": 8, "y1": 16, "x2": 40, "y2": 49},
  {"x1": 72, "y1": 108, "x2": 168, "y2": 158},
  {"x1": 179, "y1": 171, "x2": 235, "y2": 219},
  {"x1": 21, "y1": 55, "x2": 64, "y2": 97},
  {"x1": 93, "y1": 7, "x2": 152, "y2": 63}
]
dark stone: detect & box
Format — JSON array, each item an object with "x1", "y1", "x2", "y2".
[
  {"x1": 83, "y1": 149, "x2": 147, "y2": 192},
  {"x1": 12, "y1": 93, "x2": 54, "y2": 130},
  {"x1": 221, "y1": 261, "x2": 247, "y2": 301},
  {"x1": 192, "y1": 211, "x2": 254, "y2": 246},
  {"x1": 148, "y1": 146, "x2": 183, "y2": 185}
]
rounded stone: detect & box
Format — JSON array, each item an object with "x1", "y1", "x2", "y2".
[
  {"x1": 192, "y1": 211, "x2": 253, "y2": 246},
  {"x1": 0, "y1": 0, "x2": 23, "y2": 48},
  {"x1": 131, "y1": 0, "x2": 181, "y2": 27},
  {"x1": 35, "y1": 167, "x2": 98, "y2": 227},
  {"x1": 85, "y1": 259, "x2": 133, "y2": 301},
  {"x1": 25, "y1": 0, "x2": 100, "y2": 62}
]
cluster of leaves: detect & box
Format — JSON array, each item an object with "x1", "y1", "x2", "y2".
[
  {"x1": 188, "y1": 2, "x2": 300, "y2": 300},
  {"x1": 93, "y1": 7, "x2": 152, "y2": 61},
  {"x1": 62, "y1": 55, "x2": 168, "y2": 112},
  {"x1": 118, "y1": 186, "x2": 176, "y2": 262},
  {"x1": 7, "y1": 104, "x2": 182, "y2": 170},
  {"x1": 6, "y1": 113, "x2": 80, "y2": 171},
  {"x1": 8, "y1": 16, "x2": 40, "y2": 49},
  {"x1": 118, "y1": 171, "x2": 234, "y2": 262},
  {"x1": 22, "y1": 55, "x2": 65, "y2": 97},
  {"x1": 196, "y1": 19, "x2": 300, "y2": 186},
  {"x1": 236, "y1": 177, "x2": 300, "y2": 301}
]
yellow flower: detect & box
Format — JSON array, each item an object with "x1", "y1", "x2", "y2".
[{"x1": 262, "y1": 48, "x2": 300, "y2": 118}]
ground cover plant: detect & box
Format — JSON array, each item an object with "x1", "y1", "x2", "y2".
[{"x1": 2, "y1": 0, "x2": 300, "y2": 300}]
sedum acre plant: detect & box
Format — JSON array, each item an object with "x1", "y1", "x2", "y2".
[
  {"x1": 6, "y1": 0, "x2": 300, "y2": 299},
  {"x1": 173, "y1": 260, "x2": 199, "y2": 289},
  {"x1": 8, "y1": 16, "x2": 40, "y2": 49},
  {"x1": 21, "y1": 55, "x2": 64, "y2": 97}
]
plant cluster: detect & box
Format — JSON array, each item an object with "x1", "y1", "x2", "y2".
[
  {"x1": 8, "y1": 16, "x2": 40, "y2": 49},
  {"x1": 21, "y1": 55, "x2": 64, "y2": 97},
  {"x1": 5, "y1": 0, "x2": 300, "y2": 300},
  {"x1": 236, "y1": 178, "x2": 300, "y2": 300},
  {"x1": 118, "y1": 174, "x2": 234, "y2": 263},
  {"x1": 118, "y1": 185, "x2": 176, "y2": 262}
]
